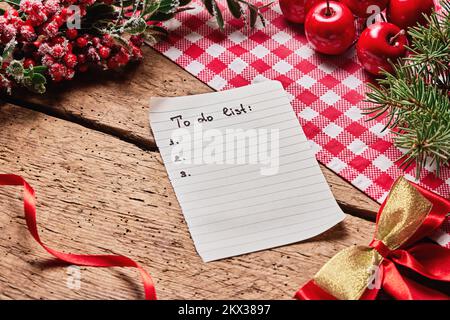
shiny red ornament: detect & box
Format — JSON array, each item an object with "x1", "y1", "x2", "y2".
[
  {"x1": 340, "y1": 0, "x2": 389, "y2": 17},
  {"x1": 356, "y1": 22, "x2": 408, "y2": 75},
  {"x1": 387, "y1": 0, "x2": 434, "y2": 29},
  {"x1": 305, "y1": 1, "x2": 356, "y2": 55}
]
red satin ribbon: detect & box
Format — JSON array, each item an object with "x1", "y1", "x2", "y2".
[
  {"x1": 296, "y1": 181, "x2": 450, "y2": 300},
  {"x1": 0, "y1": 174, "x2": 157, "y2": 300}
]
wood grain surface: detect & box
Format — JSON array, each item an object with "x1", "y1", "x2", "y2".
[
  {"x1": 0, "y1": 42, "x2": 383, "y2": 299},
  {"x1": 5, "y1": 46, "x2": 379, "y2": 219},
  {"x1": 0, "y1": 103, "x2": 377, "y2": 299}
]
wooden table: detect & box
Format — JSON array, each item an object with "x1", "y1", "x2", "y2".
[{"x1": 0, "y1": 46, "x2": 380, "y2": 299}]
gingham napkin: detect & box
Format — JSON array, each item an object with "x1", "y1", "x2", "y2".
[{"x1": 152, "y1": 0, "x2": 450, "y2": 247}]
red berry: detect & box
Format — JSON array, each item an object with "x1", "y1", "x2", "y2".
[
  {"x1": 92, "y1": 37, "x2": 101, "y2": 47},
  {"x1": 98, "y1": 46, "x2": 111, "y2": 59},
  {"x1": 116, "y1": 48, "x2": 130, "y2": 65},
  {"x1": 130, "y1": 35, "x2": 144, "y2": 47},
  {"x1": 101, "y1": 34, "x2": 114, "y2": 48},
  {"x1": 64, "y1": 53, "x2": 78, "y2": 68},
  {"x1": 87, "y1": 47, "x2": 100, "y2": 62},
  {"x1": 52, "y1": 36, "x2": 65, "y2": 45},
  {"x1": 66, "y1": 28, "x2": 78, "y2": 40},
  {"x1": 107, "y1": 57, "x2": 120, "y2": 69},
  {"x1": 66, "y1": 68, "x2": 75, "y2": 79},
  {"x1": 49, "y1": 63, "x2": 66, "y2": 82},
  {"x1": 131, "y1": 45, "x2": 143, "y2": 60},
  {"x1": 41, "y1": 54, "x2": 55, "y2": 67},
  {"x1": 50, "y1": 45, "x2": 65, "y2": 59},
  {"x1": 23, "y1": 58, "x2": 36, "y2": 68},
  {"x1": 77, "y1": 54, "x2": 87, "y2": 64},
  {"x1": 8, "y1": 9, "x2": 19, "y2": 17},
  {"x1": 76, "y1": 36, "x2": 88, "y2": 48},
  {"x1": 60, "y1": 8, "x2": 68, "y2": 18},
  {"x1": 20, "y1": 24, "x2": 35, "y2": 40},
  {"x1": 53, "y1": 15, "x2": 64, "y2": 26}
]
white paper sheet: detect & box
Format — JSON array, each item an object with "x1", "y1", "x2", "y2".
[{"x1": 149, "y1": 80, "x2": 345, "y2": 262}]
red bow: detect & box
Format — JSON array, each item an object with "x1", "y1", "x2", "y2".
[
  {"x1": 0, "y1": 174, "x2": 157, "y2": 300},
  {"x1": 296, "y1": 178, "x2": 450, "y2": 300}
]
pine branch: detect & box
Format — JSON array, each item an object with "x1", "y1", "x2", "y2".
[{"x1": 365, "y1": 0, "x2": 450, "y2": 177}]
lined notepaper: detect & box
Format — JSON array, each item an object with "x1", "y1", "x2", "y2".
[{"x1": 149, "y1": 81, "x2": 345, "y2": 262}]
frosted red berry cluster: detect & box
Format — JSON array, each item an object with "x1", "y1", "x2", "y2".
[{"x1": 0, "y1": 0, "x2": 144, "y2": 93}]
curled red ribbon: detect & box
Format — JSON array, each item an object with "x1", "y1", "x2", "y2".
[
  {"x1": 0, "y1": 174, "x2": 157, "y2": 300},
  {"x1": 296, "y1": 181, "x2": 450, "y2": 300}
]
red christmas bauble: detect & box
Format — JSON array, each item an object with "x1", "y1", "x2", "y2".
[
  {"x1": 305, "y1": 1, "x2": 356, "y2": 55},
  {"x1": 387, "y1": 0, "x2": 434, "y2": 29},
  {"x1": 356, "y1": 22, "x2": 408, "y2": 75},
  {"x1": 340, "y1": 0, "x2": 389, "y2": 17},
  {"x1": 279, "y1": 0, "x2": 324, "y2": 23},
  {"x1": 280, "y1": 0, "x2": 308, "y2": 23}
]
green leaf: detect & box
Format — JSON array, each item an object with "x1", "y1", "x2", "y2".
[
  {"x1": 143, "y1": 0, "x2": 161, "y2": 16},
  {"x1": 31, "y1": 82, "x2": 46, "y2": 94},
  {"x1": 258, "y1": 12, "x2": 266, "y2": 27},
  {"x1": 6, "y1": 60, "x2": 24, "y2": 81},
  {"x1": 123, "y1": 17, "x2": 147, "y2": 35},
  {"x1": 111, "y1": 34, "x2": 131, "y2": 49},
  {"x1": 179, "y1": 0, "x2": 192, "y2": 6},
  {"x1": 31, "y1": 66, "x2": 47, "y2": 74},
  {"x1": 148, "y1": 11, "x2": 175, "y2": 21},
  {"x1": 2, "y1": 0, "x2": 20, "y2": 7},
  {"x1": 249, "y1": 6, "x2": 258, "y2": 28},
  {"x1": 85, "y1": 3, "x2": 116, "y2": 19},
  {"x1": 31, "y1": 73, "x2": 46, "y2": 85},
  {"x1": 202, "y1": 0, "x2": 215, "y2": 16},
  {"x1": 212, "y1": 0, "x2": 224, "y2": 30},
  {"x1": 2, "y1": 39, "x2": 16, "y2": 60},
  {"x1": 157, "y1": 0, "x2": 179, "y2": 13},
  {"x1": 147, "y1": 25, "x2": 169, "y2": 36},
  {"x1": 226, "y1": 0, "x2": 242, "y2": 18}
]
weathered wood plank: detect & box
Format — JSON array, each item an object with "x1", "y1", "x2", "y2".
[
  {"x1": 5, "y1": 46, "x2": 379, "y2": 218},
  {"x1": 0, "y1": 103, "x2": 376, "y2": 299}
]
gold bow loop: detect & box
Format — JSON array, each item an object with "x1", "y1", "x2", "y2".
[{"x1": 313, "y1": 178, "x2": 433, "y2": 300}]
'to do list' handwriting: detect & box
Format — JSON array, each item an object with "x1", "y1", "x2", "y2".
[{"x1": 170, "y1": 103, "x2": 253, "y2": 128}]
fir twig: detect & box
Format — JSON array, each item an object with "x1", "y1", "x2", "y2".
[{"x1": 365, "y1": 0, "x2": 450, "y2": 177}]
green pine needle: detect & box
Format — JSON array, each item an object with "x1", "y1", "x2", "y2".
[{"x1": 365, "y1": 0, "x2": 450, "y2": 178}]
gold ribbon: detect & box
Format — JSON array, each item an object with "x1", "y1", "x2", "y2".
[{"x1": 313, "y1": 177, "x2": 433, "y2": 300}]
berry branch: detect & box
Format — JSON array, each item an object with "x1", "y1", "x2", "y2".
[{"x1": 0, "y1": 0, "x2": 270, "y2": 94}]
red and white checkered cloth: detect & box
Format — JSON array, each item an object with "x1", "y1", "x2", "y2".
[{"x1": 152, "y1": 0, "x2": 450, "y2": 247}]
